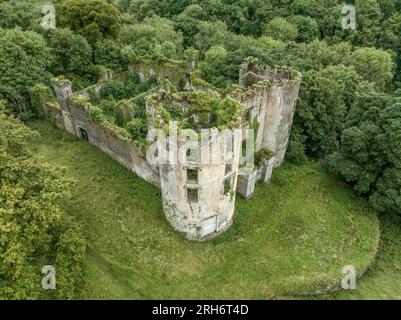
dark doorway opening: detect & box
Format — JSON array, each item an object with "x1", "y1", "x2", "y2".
[{"x1": 79, "y1": 128, "x2": 89, "y2": 141}]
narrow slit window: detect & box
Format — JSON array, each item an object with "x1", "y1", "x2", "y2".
[
  {"x1": 224, "y1": 178, "x2": 231, "y2": 195},
  {"x1": 246, "y1": 109, "x2": 252, "y2": 122}
]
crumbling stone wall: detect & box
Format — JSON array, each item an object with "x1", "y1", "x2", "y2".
[
  {"x1": 232, "y1": 58, "x2": 302, "y2": 199},
  {"x1": 50, "y1": 78, "x2": 159, "y2": 187},
  {"x1": 43, "y1": 101, "x2": 65, "y2": 130},
  {"x1": 46, "y1": 57, "x2": 302, "y2": 241},
  {"x1": 129, "y1": 59, "x2": 189, "y2": 88}
]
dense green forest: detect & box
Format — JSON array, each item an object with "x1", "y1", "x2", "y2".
[{"x1": 1, "y1": 0, "x2": 401, "y2": 299}]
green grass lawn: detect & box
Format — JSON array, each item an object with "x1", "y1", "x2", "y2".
[
  {"x1": 328, "y1": 214, "x2": 401, "y2": 300},
  {"x1": 30, "y1": 120, "x2": 380, "y2": 299}
]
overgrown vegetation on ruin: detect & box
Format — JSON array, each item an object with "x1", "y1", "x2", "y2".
[
  {"x1": 1, "y1": 0, "x2": 401, "y2": 299},
  {"x1": 28, "y1": 120, "x2": 382, "y2": 299}
]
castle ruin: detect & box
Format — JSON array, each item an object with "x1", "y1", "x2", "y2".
[{"x1": 47, "y1": 57, "x2": 302, "y2": 241}]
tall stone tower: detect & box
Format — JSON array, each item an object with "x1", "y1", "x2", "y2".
[
  {"x1": 146, "y1": 92, "x2": 243, "y2": 241},
  {"x1": 233, "y1": 57, "x2": 302, "y2": 199}
]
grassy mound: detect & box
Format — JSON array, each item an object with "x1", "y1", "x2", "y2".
[
  {"x1": 30, "y1": 120, "x2": 379, "y2": 299},
  {"x1": 329, "y1": 215, "x2": 401, "y2": 300}
]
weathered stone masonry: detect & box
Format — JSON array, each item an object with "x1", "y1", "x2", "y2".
[
  {"x1": 233, "y1": 58, "x2": 302, "y2": 199},
  {"x1": 48, "y1": 58, "x2": 302, "y2": 241},
  {"x1": 49, "y1": 78, "x2": 160, "y2": 186},
  {"x1": 145, "y1": 91, "x2": 244, "y2": 241}
]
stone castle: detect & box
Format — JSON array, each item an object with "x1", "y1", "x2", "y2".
[{"x1": 47, "y1": 57, "x2": 302, "y2": 241}]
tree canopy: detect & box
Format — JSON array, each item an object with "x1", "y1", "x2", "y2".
[
  {"x1": 0, "y1": 105, "x2": 85, "y2": 299},
  {"x1": 57, "y1": 0, "x2": 121, "y2": 44},
  {"x1": 2, "y1": 0, "x2": 401, "y2": 299},
  {"x1": 0, "y1": 28, "x2": 51, "y2": 119}
]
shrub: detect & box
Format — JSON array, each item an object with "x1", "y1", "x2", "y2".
[
  {"x1": 286, "y1": 129, "x2": 308, "y2": 164},
  {"x1": 28, "y1": 84, "x2": 56, "y2": 117},
  {"x1": 125, "y1": 72, "x2": 141, "y2": 97},
  {"x1": 126, "y1": 118, "x2": 147, "y2": 141},
  {"x1": 98, "y1": 99, "x2": 117, "y2": 116},
  {"x1": 263, "y1": 17, "x2": 298, "y2": 42},
  {"x1": 100, "y1": 81, "x2": 126, "y2": 101},
  {"x1": 50, "y1": 216, "x2": 86, "y2": 300},
  {"x1": 88, "y1": 106, "x2": 106, "y2": 123},
  {"x1": 95, "y1": 40, "x2": 127, "y2": 70},
  {"x1": 132, "y1": 96, "x2": 147, "y2": 121},
  {"x1": 70, "y1": 95, "x2": 90, "y2": 108},
  {"x1": 114, "y1": 101, "x2": 134, "y2": 127},
  {"x1": 254, "y1": 149, "x2": 274, "y2": 167},
  {"x1": 215, "y1": 97, "x2": 244, "y2": 128},
  {"x1": 102, "y1": 122, "x2": 131, "y2": 141}
]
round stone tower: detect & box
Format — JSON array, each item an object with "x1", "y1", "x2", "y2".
[{"x1": 146, "y1": 91, "x2": 243, "y2": 241}]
